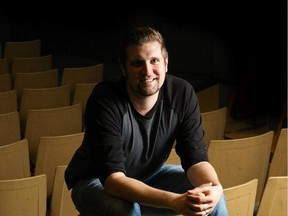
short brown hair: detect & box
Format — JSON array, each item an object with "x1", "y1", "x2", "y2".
[{"x1": 119, "y1": 27, "x2": 168, "y2": 68}]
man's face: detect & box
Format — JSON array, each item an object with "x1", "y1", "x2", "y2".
[{"x1": 122, "y1": 41, "x2": 168, "y2": 97}]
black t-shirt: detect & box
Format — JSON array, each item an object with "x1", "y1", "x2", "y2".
[{"x1": 65, "y1": 74, "x2": 208, "y2": 189}]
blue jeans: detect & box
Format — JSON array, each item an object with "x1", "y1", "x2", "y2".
[{"x1": 71, "y1": 164, "x2": 228, "y2": 216}]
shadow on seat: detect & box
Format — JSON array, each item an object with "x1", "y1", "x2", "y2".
[
  {"x1": 0, "y1": 73, "x2": 12, "y2": 92},
  {"x1": 268, "y1": 128, "x2": 287, "y2": 177},
  {"x1": 196, "y1": 83, "x2": 220, "y2": 112},
  {"x1": 73, "y1": 82, "x2": 97, "y2": 129},
  {"x1": 201, "y1": 106, "x2": 227, "y2": 149},
  {"x1": 4, "y1": 39, "x2": 41, "y2": 73},
  {"x1": 165, "y1": 148, "x2": 181, "y2": 165},
  {"x1": 50, "y1": 165, "x2": 80, "y2": 216},
  {"x1": 0, "y1": 57, "x2": 9, "y2": 75}
]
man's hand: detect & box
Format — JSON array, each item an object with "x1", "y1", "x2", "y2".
[{"x1": 171, "y1": 183, "x2": 223, "y2": 216}]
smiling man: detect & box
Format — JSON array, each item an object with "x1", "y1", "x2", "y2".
[{"x1": 65, "y1": 26, "x2": 228, "y2": 216}]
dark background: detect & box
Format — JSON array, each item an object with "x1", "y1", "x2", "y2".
[{"x1": 0, "y1": 1, "x2": 287, "y2": 123}]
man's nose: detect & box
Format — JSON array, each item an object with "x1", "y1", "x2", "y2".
[{"x1": 142, "y1": 63, "x2": 153, "y2": 76}]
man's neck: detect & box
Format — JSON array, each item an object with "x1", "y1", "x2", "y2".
[{"x1": 128, "y1": 91, "x2": 159, "y2": 117}]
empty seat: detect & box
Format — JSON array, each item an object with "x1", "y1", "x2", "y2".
[
  {"x1": 0, "y1": 139, "x2": 31, "y2": 180},
  {"x1": 50, "y1": 165, "x2": 80, "y2": 216},
  {"x1": 25, "y1": 104, "x2": 82, "y2": 165},
  {"x1": 11, "y1": 54, "x2": 52, "y2": 81},
  {"x1": 0, "y1": 57, "x2": 9, "y2": 75},
  {"x1": 224, "y1": 179, "x2": 258, "y2": 216},
  {"x1": 13, "y1": 69, "x2": 59, "y2": 106},
  {"x1": 196, "y1": 83, "x2": 220, "y2": 112},
  {"x1": 0, "y1": 111, "x2": 21, "y2": 146},
  {"x1": 19, "y1": 85, "x2": 70, "y2": 135},
  {"x1": 208, "y1": 131, "x2": 274, "y2": 204},
  {"x1": 0, "y1": 90, "x2": 17, "y2": 114},
  {"x1": 201, "y1": 107, "x2": 227, "y2": 148},
  {"x1": 73, "y1": 82, "x2": 97, "y2": 113},
  {"x1": 0, "y1": 174, "x2": 47, "y2": 216},
  {"x1": 73, "y1": 82, "x2": 97, "y2": 129},
  {"x1": 0, "y1": 73, "x2": 11, "y2": 92},
  {"x1": 61, "y1": 63, "x2": 103, "y2": 102},
  {"x1": 256, "y1": 176, "x2": 288, "y2": 216},
  {"x1": 165, "y1": 148, "x2": 181, "y2": 165},
  {"x1": 4, "y1": 39, "x2": 41, "y2": 72},
  {"x1": 269, "y1": 128, "x2": 287, "y2": 177},
  {"x1": 34, "y1": 132, "x2": 84, "y2": 199}
]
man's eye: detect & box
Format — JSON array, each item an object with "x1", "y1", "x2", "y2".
[{"x1": 132, "y1": 61, "x2": 142, "y2": 67}]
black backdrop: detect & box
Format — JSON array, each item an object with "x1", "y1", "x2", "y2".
[{"x1": 1, "y1": 1, "x2": 286, "y2": 121}]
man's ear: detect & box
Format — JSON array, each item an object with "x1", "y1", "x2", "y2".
[
  {"x1": 165, "y1": 58, "x2": 168, "y2": 72},
  {"x1": 120, "y1": 64, "x2": 127, "y2": 77}
]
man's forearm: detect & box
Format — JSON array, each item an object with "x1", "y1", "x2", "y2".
[
  {"x1": 104, "y1": 172, "x2": 178, "y2": 209},
  {"x1": 187, "y1": 161, "x2": 222, "y2": 187}
]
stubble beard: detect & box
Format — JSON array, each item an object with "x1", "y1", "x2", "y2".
[{"x1": 133, "y1": 80, "x2": 160, "y2": 97}]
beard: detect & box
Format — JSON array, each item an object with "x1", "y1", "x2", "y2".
[{"x1": 129, "y1": 78, "x2": 161, "y2": 96}]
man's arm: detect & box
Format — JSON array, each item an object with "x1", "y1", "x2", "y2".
[
  {"x1": 186, "y1": 161, "x2": 224, "y2": 214},
  {"x1": 186, "y1": 161, "x2": 221, "y2": 187},
  {"x1": 104, "y1": 172, "x2": 179, "y2": 209},
  {"x1": 104, "y1": 165, "x2": 223, "y2": 216}
]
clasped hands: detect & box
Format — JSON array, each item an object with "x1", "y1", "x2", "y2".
[{"x1": 173, "y1": 182, "x2": 223, "y2": 216}]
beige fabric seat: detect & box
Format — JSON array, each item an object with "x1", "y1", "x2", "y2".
[
  {"x1": 4, "y1": 39, "x2": 41, "y2": 73},
  {"x1": 196, "y1": 83, "x2": 220, "y2": 112},
  {"x1": 224, "y1": 179, "x2": 258, "y2": 216},
  {"x1": 19, "y1": 85, "x2": 70, "y2": 135},
  {"x1": 73, "y1": 82, "x2": 97, "y2": 129},
  {"x1": 0, "y1": 139, "x2": 30, "y2": 180},
  {"x1": 208, "y1": 131, "x2": 274, "y2": 204},
  {"x1": 0, "y1": 57, "x2": 9, "y2": 75},
  {"x1": 24, "y1": 104, "x2": 82, "y2": 165},
  {"x1": 0, "y1": 111, "x2": 21, "y2": 146},
  {"x1": 201, "y1": 106, "x2": 227, "y2": 148},
  {"x1": 165, "y1": 148, "x2": 181, "y2": 165},
  {"x1": 256, "y1": 176, "x2": 288, "y2": 216},
  {"x1": 0, "y1": 90, "x2": 17, "y2": 114},
  {"x1": 11, "y1": 54, "x2": 52, "y2": 83},
  {"x1": 0, "y1": 73, "x2": 12, "y2": 92},
  {"x1": 61, "y1": 63, "x2": 103, "y2": 102},
  {"x1": 13, "y1": 68, "x2": 59, "y2": 106},
  {"x1": 268, "y1": 128, "x2": 287, "y2": 177},
  {"x1": 50, "y1": 165, "x2": 80, "y2": 216},
  {"x1": 0, "y1": 174, "x2": 47, "y2": 216},
  {"x1": 34, "y1": 132, "x2": 84, "y2": 199},
  {"x1": 73, "y1": 82, "x2": 97, "y2": 113}
]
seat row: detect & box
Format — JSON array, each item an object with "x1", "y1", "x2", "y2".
[
  {"x1": 1, "y1": 134, "x2": 287, "y2": 216},
  {"x1": 166, "y1": 128, "x2": 287, "y2": 215},
  {"x1": 0, "y1": 61, "x2": 103, "y2": 92},
  {"x1": 0, "y1": 131, "x2": 84, "y2": 216},
  {"x1": 0, "y1": 39, "x2": 104, "y2": 91},
  {"x1": 0, "y1": 104, "x2": 83, "y2": 165},
  {"x1": 0, "y1": 88, "x2": 287, "y2": 216},
  {"x1": 0, "y1": 83, "x2": 96, "y2": 138}
]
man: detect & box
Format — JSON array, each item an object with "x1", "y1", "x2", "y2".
[{"x1": 65, "y1": 26, "x2": 228, "y2": 216}]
